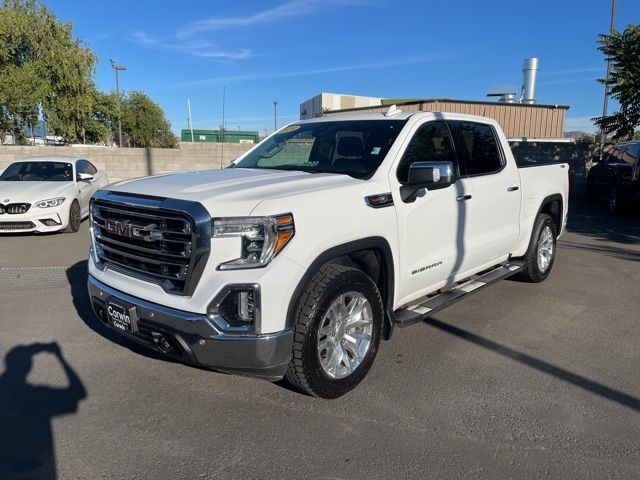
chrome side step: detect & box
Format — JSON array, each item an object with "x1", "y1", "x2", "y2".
[{"x1": 392, "y1": 261, "x2": 524, "y2": 328}]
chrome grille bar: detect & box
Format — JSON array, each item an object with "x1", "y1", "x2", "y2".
[{"x1": 90, "y1": 191, "x2": 211, "y2": 295}]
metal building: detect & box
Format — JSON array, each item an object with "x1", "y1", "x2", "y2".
[
  {"x1": 325, "y1": 99, "x2": 569, "y2": 138},
  {"x1": 300, "y1": 93, "x2": 382, "y2": 120}
]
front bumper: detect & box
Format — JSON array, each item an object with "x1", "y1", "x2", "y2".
[
  {"x1": 87, "y1": 275, "x2": 293, "y2": 380},
  {"x1": 0, "y1": 205, "x2": 68, "y2": 233}
]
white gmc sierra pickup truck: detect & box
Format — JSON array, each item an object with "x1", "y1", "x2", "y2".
[{"x1": 87, "y1": 109, "x2": 569, "y2": 398}]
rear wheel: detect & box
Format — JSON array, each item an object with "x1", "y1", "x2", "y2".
[
  {"x1": 518, "y1": 213, "x2": 557, "y2": 283},
  {"x1": 285, "y1": 264, "x2": 383, "y2": 398},
  {"x1": 64, "y1": 200, "x2": 81, "y2": 233},
  {"x1": 609, "y1": 186, "x2": 622, "y2": 214}
]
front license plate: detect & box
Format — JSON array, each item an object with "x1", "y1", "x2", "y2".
[{"x1": 106, "y1": 300, "x2": 133, "y2": 332}]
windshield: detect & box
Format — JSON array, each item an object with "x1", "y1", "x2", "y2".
[
  {"x1": 233, "y1": 120, "x2": 407, "y2": 178},
  {"x1": 0, "y1": 161, "x2": 73, "y2": 182}
]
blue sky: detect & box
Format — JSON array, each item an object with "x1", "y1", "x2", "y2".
[{"x1": 46, "y1": 0, "x2": 639, "y2": 135}]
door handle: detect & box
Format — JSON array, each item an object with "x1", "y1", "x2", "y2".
[
  {"x1": 456, "y1": 194, "x2": 472, "y2": 201},
  {"x1": 507, "y1": 186, "x2": 519, "y2": 191}
]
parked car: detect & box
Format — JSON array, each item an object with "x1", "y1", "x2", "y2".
[
  {"x1": 0, "y1": 156, "x2": 109, "y2": 233},
  {"x1": 87, "y1": 110, "x2": 569, "y2": 398},
  {"x1": 587, "y1": 141, "x2": 640, "y2": 214}
]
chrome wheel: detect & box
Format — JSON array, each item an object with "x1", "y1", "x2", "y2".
[
  {"x1": 316, "y1": 292, "x2": 373, "y2": 380},
  {"x1": 536, "y1": 225, "x2": 554, "y2": 273}
]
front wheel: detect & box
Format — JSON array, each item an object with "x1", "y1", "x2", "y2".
[
  {"x1": 285, "y1": 264, "x2": 383, "y2": 398},
  {"x1": 64, "y1": 200, "x2": 81, "y2": 233},
  {"x1": 517, "y1": 213, "x2": 557, "y2": 283}
]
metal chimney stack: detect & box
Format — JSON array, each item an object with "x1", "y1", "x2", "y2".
[{"x1": 521, "y1": 57, "x2": 539, "y2": 104}]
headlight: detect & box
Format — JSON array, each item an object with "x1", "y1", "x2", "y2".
[
  {"x1": 213, "y1": 214, "x2": 294, "y2": 270},
  {"x1": 34, "y1": 197, "x2": 65, "y2": 208}
]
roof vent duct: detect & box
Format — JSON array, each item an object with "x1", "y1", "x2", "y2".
[
  {"x1": 486, "y1": 83, "x2": 518, "y2": 103},
  {"x1": 521, "y1": 57, "x2": 539, "y2": 104}
]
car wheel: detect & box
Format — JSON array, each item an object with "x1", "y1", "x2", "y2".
[
  {"x1": 609, "y1": 186, "x2": 622, "y2": 215},
  {"x1": 285, "y1": 264, "x2": 383, "y2": 398},
  {"x1": 64, "y1": 200, "x2": 81, "y2": 233},
  {"x1": 518, "y1": 213, "x2": 557, "y2": 283},
  {"x1": 586, "y1": 176, "x2": 596, "y2": 202}
]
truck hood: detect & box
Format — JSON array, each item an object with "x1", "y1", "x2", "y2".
[
  {"x1": 0, "y1": 181, "x2": 73, "y2": 203},
  {"x1": 107, "y1": 168, "x2": 363, "y2": 216}
]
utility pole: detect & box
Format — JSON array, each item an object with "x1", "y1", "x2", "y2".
[
  {"x1": 187, "y1": 99, "x2": 194, "y2": 142},
  {"x1": 110, "y1": 59, "x2": 127, "y2": 147},
  {"x1": 600, "y1": 0, "x2": 617, "y2": 160},
  {"x1": 220, "y1": 86, "x2": 226, "y2": 168},
  {"x1": 273, "y1": 99, "x2": 279, "y2": 133}
]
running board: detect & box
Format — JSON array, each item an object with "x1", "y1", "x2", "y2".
[{"x1": 392, "y1": 261, "x2": 524, "y2": 328}]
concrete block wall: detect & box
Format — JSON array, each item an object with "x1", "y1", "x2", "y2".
[{"x1": 0, "y1": 142, "x2": 254, "y2": 182}]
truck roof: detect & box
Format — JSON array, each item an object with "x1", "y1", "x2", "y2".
[{"x1": 294, "y1": 110, "x2": 500, "y2": 125}]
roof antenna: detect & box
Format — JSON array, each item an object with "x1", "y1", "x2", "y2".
[{"x1": 384, "y1": 104, "x2": 402, "y2": 117}]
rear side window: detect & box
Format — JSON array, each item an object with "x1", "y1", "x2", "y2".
[
  {"x1": 397, "y1": 121, "x2": 455, "y2": 183},
  {"x1": 448, "y1": 121, "x2": 503, "y2": 176}
]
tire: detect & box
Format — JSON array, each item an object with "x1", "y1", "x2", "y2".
[
  {"x1": 517, "y1": 213, "x2": 557, "y2": 283},
  {"x1": 64, "y1": 200, "x2": 81, "y2": 233},
  {"x1": 285, "y1": 264, "x2": 383, "y2": 398},
  {"x1": 586, "y1": 177, "x2": 596, "y2": 202},
  {"x1": 609, "y1": 186, "x2": 622, "y2": 215}
]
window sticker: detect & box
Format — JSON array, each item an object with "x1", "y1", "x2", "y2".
[{"x1": 371, "y1": 147, "x2": 381, "y2": 155}]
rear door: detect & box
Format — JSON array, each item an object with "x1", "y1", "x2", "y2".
[
  {"x1": 448, "y1": 120, "x2": 521, "y2": 269},
  {"x1": 392, "y1": 120, "x2": 474, "y2": 303}
]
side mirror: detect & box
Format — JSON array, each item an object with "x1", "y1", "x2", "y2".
[
  {"x1": 401, "y1": 161, "x2": 455, "y2": 202},
  {"x1": 77, "y1": 172, "x2": 93, "y2": 182}
]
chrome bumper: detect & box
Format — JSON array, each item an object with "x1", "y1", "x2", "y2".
[{"x1": 87, "y1": 275, "x2": 293, "y2": 380}]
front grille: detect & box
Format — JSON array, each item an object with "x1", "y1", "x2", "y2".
[
  {"x1": 0, "y1": 203, "x2": 31, "y2": 214},
  {"x1": 0, "y1": 221, "x2": 35, "y2": 230},
  {"x1": 91, "y1": 192, "x2": 211, "y2": 295}
]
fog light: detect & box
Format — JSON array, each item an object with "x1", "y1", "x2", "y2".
[
  {"x1": 208, "y1": 284, "x2": 260, "y2": 332},
  {"x1": 39, "y1": 218, "x2": 62, "y2": 226}
]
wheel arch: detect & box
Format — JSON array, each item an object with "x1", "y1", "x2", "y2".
[
  {"x1": 537, "y1": 193, "x2": 563, "y2": 236},
  {"x1": 286, "y1": 237, "x2": 396, "y2": 339}
]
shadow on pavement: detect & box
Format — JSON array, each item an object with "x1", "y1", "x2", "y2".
[
  {"x1": 424, "y1": 317, "x2": 640, "y2": 413},
  {"x1": 66, "y1": 261, "x2": 166, "y2": 362},
  {"x1": 0, "y1": 343, "x2": 87, "y2": 480}
]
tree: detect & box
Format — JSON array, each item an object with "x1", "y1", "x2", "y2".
[
  {"x1": 84, "y1": 90, "x2": 117, "y2": 144},
  {"x1": 0, "y1": 0, "x2": 98, "y2": 143},
  {"x1": 121, "y1": 91, "x2": 177, "y2": 148},
  {"x1": 593, "y1": 25, "x2": 640, "y2": 140}
]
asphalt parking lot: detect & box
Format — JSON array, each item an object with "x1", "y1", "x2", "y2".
[{"x1": 1, "y1": 194, "x2": 639, "y2": 479}]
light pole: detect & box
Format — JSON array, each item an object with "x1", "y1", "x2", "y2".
[
  {"x1": 110, "y1": 59, "x2": 127, "y2": 147},
  {"x1": 273, "y1": 99, "x2": 279, "y2": 133},
  {"x1": 599, "y1": 0, "x2": 616, "y2": 159}
]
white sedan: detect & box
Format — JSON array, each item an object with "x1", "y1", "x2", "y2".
[{"x1": 0, "y1": 156, "x2": 109, "y2": 233}]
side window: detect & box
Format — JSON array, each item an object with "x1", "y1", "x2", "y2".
[
  {"x1": 397, "y1": 121, "x2": 454, "y2": 183},
  {"x1": 620, "y1": 145, "x2": 639, "y2": 165},
  {"x1": 448, "y1": 121, "x2": 503, "y2": 176},
  {"x1": 84, "y1": 160, "x2": 97, "y2": 175}
]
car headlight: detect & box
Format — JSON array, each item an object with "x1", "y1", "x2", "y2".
[
  {"x1": 213, "y1": 214, "x2": 294, "y2": 270},
  {"x1": 34, "y1": 197, "x2": 66, "y2": 208}
]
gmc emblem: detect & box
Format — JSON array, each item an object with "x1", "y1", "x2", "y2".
[{"x1": 105, "y1": 219, "x2": 159, "y2": 242}]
